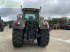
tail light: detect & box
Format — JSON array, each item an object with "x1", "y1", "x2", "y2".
[
  {"x1": 15, "y1": 14, "x2": 22, "y2": 26},
  {"x1": 15, "y1": 21, "x2": 20, "y2": 26}
]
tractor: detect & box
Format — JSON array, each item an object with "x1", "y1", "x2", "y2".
[
  {"x1": 12, "y1": 7, "x2": 50, "y2": 47},
  {"x1": 9, "y1": 21, "x2": 14, "y2": 28},
  {"x1": 0, "y1": 16, "x2": 4, "y2": 31}
]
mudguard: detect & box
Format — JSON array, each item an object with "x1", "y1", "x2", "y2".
[{"x1": 12, "y1": 20, "x2": 25, "y2": 29}]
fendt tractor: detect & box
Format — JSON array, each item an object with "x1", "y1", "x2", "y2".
[
  {"x1": 0, "y1": 16, "x2": 4, "y2": 31},
  {"x1": 12, "y1": 7, "x2": 50, "y2": 47}
]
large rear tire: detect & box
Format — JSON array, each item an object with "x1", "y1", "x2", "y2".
[
  {"x1": 12, "y1": 29, "x2": 23, "y2": 47},
  {"x1": 37, "y1": 29, "x2": 50, "y2": 47}
]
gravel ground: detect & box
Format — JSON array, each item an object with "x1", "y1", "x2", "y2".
[{"x1": 0, "y1": 27, "x2": 70, "y2": 52}]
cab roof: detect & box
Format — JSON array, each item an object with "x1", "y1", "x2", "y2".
[{"x1": 22, "y1": 8, "x2": 40, "y2": 12}]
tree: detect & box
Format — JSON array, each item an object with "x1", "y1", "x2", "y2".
[{"x1": 48, "y1": 17, "x2": 68, "y2": 25}]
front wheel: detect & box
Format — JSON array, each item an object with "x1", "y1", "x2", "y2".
[{"x1": 37, "y1": 29, "x2": 50, "y2": 47}]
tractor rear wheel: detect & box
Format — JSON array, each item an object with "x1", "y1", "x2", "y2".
[
  {"x1": 37, "y1": 29, "x2": 50, "y2": 47},
  {"x1": 12, "y1": 29, "x2": 23, "y2": 47}
]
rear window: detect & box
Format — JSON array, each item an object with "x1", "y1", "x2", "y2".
[{"x1": 25, "y1": 13, "x2": 36, "y2": 19}]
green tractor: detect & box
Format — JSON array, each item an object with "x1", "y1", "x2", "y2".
[{"x1": 12, "y1": 8, "x2": 50, "y2": 47}]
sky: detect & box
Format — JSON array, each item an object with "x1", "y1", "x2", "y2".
[{"x1": 0, "y1": 0, "x2": 70, "y2": 21}]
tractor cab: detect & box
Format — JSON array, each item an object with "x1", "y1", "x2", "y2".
[
  {"x1": 22, "y1": 8, "x2": 40, "y2": 22},
  {"x1": 21, "y1": 8, "x2": 40, "y2": 39}
]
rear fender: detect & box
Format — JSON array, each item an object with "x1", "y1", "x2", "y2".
[{"x1": 12, "y1": 21, "x2": 25, "y2": 29}]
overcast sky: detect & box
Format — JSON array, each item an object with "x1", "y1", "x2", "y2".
[{"x1": 0, "y1": 0, "x2": 70, "y2": 21}]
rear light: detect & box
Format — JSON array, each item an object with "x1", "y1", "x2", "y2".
[
  {"x1": 15, "y1": 18, "x2": 21, "y2": 26},
  {"x1": 15, "y1": 21, "x2": 20, "y2": 26},
  {"x1": 17, "y1": 22, "x2": 20, "y2": 24},
  {"x1": 15, "y1": 14, "x2": 22, "y2": 26}
]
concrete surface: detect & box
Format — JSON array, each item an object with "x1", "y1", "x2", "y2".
[{"x1": 0, "y1": 27, "x2": 70, "y2": 52}]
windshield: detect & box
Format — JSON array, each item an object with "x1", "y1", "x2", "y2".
[{"x1": 25, "y1": 13, "x2": 36, "y2": 19}]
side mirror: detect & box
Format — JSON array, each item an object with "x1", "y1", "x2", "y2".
[
  {"x1": 21, "y1": 5, "x2": 23, "y2": 11},
  {"x1": 40, "y1": 7, "x2": 41, "y2": 11}
]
